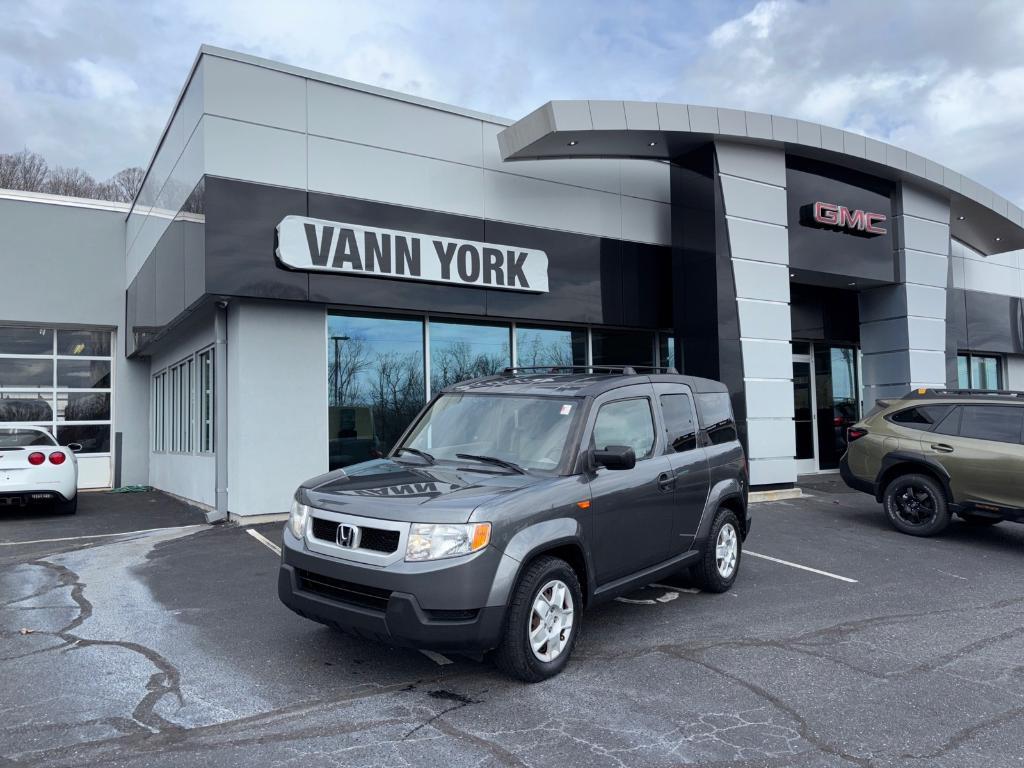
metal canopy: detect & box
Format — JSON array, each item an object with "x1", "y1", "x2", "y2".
[{"x1": 498, "y1": 100, "x2": 1024, "y2": 257}]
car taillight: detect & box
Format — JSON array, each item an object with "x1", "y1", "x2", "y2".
[
  {"x1": 28, "y1": 452, "x2": 45, "y2": 465},
  {"x1": 847, "y1": 427, "x2": 868, "y2": 443},
  {"x1": 49, "y1": 452, "x2": 66, "y2": 465}
]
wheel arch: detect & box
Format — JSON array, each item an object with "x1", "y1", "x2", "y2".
[
  {"x1": 490, "y1": 518, "x2": 593, "y2": 607},
  {"x1": 875, "y1": 453, "x2": 954, "y2": 505}
]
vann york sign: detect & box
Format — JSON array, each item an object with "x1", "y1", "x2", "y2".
[
  {"x1": 276, "y1": 216, "x2": 549, "y2": 293},
  {"x1": 801, "y1": 201, "x2": 888, "y2": 237}
]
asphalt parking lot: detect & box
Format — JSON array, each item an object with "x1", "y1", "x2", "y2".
[{"x1": 2, "y1": 481, "x2": 1023, "y2": 767}]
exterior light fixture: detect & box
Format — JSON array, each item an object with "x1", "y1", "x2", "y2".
[
  {"x1": 957, "y1": 215, "x2": 966, "y2": 221},
  {"x1": 567, "y1": 140, "x2": 578, "y2": 146},
  {"x1": 648, "y1": 141, "x2": 657, "y2": 147},
  {"x1": 995, "y1": 236, "x2": 1002, "y2": 242}
]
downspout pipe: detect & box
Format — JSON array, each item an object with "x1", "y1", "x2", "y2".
[{"x1": 207, "y1": 300, "x2": 229, "y2": 523}]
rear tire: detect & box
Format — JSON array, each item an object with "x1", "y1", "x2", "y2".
[
  {"x1": 959, "y1": 512, "x2": 1001, "y2": 527},
  {"x1": 692, "y1": 508, "x2": 742, "y2": 593},
  {"x1": 493, "y1": 556, "x2": 582, "y2": 683},
  {"x1": 883, "y1": 474, "x2": 949, "y2": 536},
  {"x1": 54, "y1": 495, "x2": 77, "y2": 515}
]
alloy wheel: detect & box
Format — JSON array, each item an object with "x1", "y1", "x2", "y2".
[
  {"x1": 894, "y1": 484, "x2": 937, "y2": 526},
  {"x1": 716, "y1": 523, "x2": 738, "y2": 579},
  {"x1": 529, "y1": 579, "x2": 574, "y2": 662}
]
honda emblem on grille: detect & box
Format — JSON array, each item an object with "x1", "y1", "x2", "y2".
[{"x1": 337, "y1": 523, "x2": 359, "y2": 549}]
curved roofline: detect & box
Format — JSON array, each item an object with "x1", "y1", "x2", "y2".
[{"x1": 497, "y1": 100, "x2": 1024, "y2": 256}]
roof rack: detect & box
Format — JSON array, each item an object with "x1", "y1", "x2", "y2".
[
  {"x1": 907, "y1": 387, "x2": 1024, "y2": 400},
  {"x1": 500, "y1": 365, "x2": 679, "y2": 377}
]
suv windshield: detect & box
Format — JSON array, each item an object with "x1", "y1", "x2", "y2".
[
  {"x1": 400, "y1": 393, "x2": 581, "y2": 472},
  {"x1": 0, "y1": 428, "x2": 56, "y2": 448}
]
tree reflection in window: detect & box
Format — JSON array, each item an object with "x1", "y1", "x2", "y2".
[
  {"x1": 429, "y1": 321, "x2": 511, "y2": 392},
  {"x1": 327, "y1": 314, "x2": 425, "y2": 470}
]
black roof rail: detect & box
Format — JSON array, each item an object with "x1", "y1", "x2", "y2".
[
  {"x1": 907, "y1": 387, "x2": 1024, "y2": 400},
  {"x1": 500, "y1": 365, "x2": 679, "y2": 377}
]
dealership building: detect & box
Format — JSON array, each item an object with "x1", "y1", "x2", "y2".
[{"x1": 2, "y1": 45, "x2": 1024, "y2": 519}]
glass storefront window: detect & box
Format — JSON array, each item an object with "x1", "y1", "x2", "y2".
[
  {"x1": 0, "y1": 393, "x2": 54, "y2": 422},
  {"x1": 958, "y1": 353, "x2": 1001, "y2": 390},
  {"x1": 591, "y1": 329, "x2": 655, "y2": 368},
  {"x1": 57, "y1": 330, "x2": 112, "y2": 357},
  {"x1": 658, "y1": 333, "x2": 677, "y2": 371},
  {"x1": 0, "y1": 358, "x2": 54, "y2": 387},
  {"x1": 327, "y1": 313, "x2": 425, "y2": 470},
  {"x1": 429, "y1": 320, "x2": 511, "y2": 391},
  {"x1": 0, "y1": 327, "x2": 53, "y2": 355},
  {"x1": 515, "y1": 326, "x2": 586, "y2": 369},
  {"x1": 57, "y1": 360, "x2": 111, "y2": 388}
]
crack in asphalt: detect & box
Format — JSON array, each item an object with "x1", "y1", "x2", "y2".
[{"x1": 15, "y1": 559, "x2": 185, "y2": 736}]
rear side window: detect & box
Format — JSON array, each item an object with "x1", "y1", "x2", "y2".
[
  {"x1": 593, "y1": 398, "x2": 656, "y2": 459},
  {"x1": 888, "y1": 406, "x2": 953, "y2": 431},
  {"x1": 694, "y1": 392, "x2": 737, "y2": 445},
  {"x1": 958, "y1": 405, "x2": 1024, "y2": 444},
  {"x1": 660, "y1": 394, "x2": 698, "y2": 453}
]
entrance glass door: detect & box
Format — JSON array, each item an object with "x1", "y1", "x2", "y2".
[
  {"x1": 792, "y1": 346, "x2": 817, "y2": 474},
  {"x1": 792, "y1": 342, "x2": 861, "y2": 474}
]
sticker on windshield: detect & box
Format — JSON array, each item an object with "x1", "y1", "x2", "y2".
[{"x1": 560, "y1": 404, "x2": 573, "y2": 415}]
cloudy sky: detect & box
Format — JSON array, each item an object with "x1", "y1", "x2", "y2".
[{"x1": 2, "y1": 0, "x2": 1022, "y2": 203}]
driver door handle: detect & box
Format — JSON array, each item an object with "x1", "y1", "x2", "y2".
[
  {"x1": 930, "y1": 443, "x2": 954, "y2": 453},
  {"x1": 657, "y1": 472, "x2": 676, "y2": 492}
]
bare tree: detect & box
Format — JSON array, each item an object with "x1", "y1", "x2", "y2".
[
  {"x1": 44, "y1": 166, "x2": 97, "y2": 198},
  {"x1": 0, "y1": 149, "x2": 49, "y2": 192},
  {"x1": 107, "y1": 166, "x2": 145, "y2": 202}
]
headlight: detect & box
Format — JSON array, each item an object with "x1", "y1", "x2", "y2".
[
  {"x1": 288, "y1": 499, "x2": 310, "y2": 539},
  {"x1": 405, "y1": 523, "x2": 491, "y2": 562}
]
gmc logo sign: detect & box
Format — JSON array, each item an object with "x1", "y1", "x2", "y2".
[{"x1": 801, "y1": 201, "x2": 887, "y2": 237}]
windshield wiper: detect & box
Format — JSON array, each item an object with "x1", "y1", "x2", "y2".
[
  {"x1": 455, "y1": 453, "x2": 526, "y2": 474},
  {"x1": 394, "y1": 447, "x2": 436, "y2": 465}
]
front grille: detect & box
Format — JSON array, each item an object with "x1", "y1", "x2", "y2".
[
  {"x1": 358, "y1": 527, "x2": 400, "y2": 553},
  {"x1": 311, "y1": 517, "x2": 339, "y2": 541},
  {"x1": 309, "y1": 517, "x2": 400, "y2": 554},
  {"x1": 296, "y1": 569, "x2": 393, "y2": 612}
]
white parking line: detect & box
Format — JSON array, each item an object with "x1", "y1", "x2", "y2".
[
  {"x1": 745, "y1": 550, "x2": 858, "y2": 583},
  {"x1": 0, "y1": 524, "x2": 203, "y2": 547},
  {"x1": 420, "y1": 650, "x2": 454, "y2": 665},
  {"x1": 246, "y1": 528, "x2": 281, "y2": 556}
]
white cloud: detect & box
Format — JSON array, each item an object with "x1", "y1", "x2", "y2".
[
  {"x1": 72, "y1": 59, "x2": 139, "y2": 100},
  {"x1": 0, "y1": 0, "x2": 1022, "y2": 208}
]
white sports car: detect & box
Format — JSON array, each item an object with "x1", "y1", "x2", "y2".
[{"x1": 0, "y1": 427, "x2": 80, "y2": 515}]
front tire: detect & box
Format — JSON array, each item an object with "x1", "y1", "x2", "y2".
[
  {"x1": 692, "y1": 508, "x2": 742, "y2": 593},
  {"x1": 493, "y1": 556, "x2": 582, "y2": 683},
  {"x1": 883, "y1": 474, "x2": 949, "y2": 536},
  {"x1": 54, "y1": 495, "x2": 78, "y2": 515}
]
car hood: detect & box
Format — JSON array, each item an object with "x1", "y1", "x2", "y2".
[{"x1": 298, "y1": 458, "x2": 543, "y2": 524}]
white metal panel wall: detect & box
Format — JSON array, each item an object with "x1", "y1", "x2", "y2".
[
  {"x1": 192, "y1": 53, "x2": 671, "y2": 247},
  {"x1": 715, "y1": 141, "x2": 796, "y2": 486},
  {"x1": 227, "y1": 301, "x2": 328, "y2": 516},
  {"x1": 860, "y1": 183, "x2": 950, "y2": 403}
]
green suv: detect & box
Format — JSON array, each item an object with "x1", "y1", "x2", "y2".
[{"x1": 840, "y1": 388, "x2": 1024, "y2": 536}]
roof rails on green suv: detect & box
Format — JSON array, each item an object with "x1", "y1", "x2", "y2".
[{"x1": 840, "y1": 387, "x2": 1024, "y2": 536}]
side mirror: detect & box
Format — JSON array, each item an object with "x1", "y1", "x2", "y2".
[
  {"x1": 67, "y1": 443, "x2": 83, "y2": 453},
  {"x1": 592, "y1": 445, "x2": 636, "y2": 471}
]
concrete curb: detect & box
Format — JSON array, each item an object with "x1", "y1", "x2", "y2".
[{"x1": 749, "y1": 488, "x2": 803, "y2": 504}]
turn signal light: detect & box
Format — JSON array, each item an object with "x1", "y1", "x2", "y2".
[
  {"x1": 848, "y1": 427, "x2": 868, "y2": 443},
  {"x1": 49, "y1": 452, "x2": 66, "y2": 465},
  {"x1": 28, "y1": 452, "x2": 45, "y2": 465}
]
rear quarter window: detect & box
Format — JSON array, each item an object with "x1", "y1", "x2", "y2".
[
  {"x1": 887, "y1": 405, "x2": 953, "y2": 431},
  {"x1": 694, "y1": 392, "x2": 738, "y2": 445}
]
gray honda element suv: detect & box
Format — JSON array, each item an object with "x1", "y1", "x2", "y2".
[{"x1": 279, "y1": 367, "x2": 749, "y2": 681}]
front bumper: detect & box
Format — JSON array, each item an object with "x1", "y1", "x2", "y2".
[
  {"x1": 278, "y1": 529, "x2": 509, "y2": 653},
  {"x1": 839, "y1": 454, "x2": 874, "y2": 496}
]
